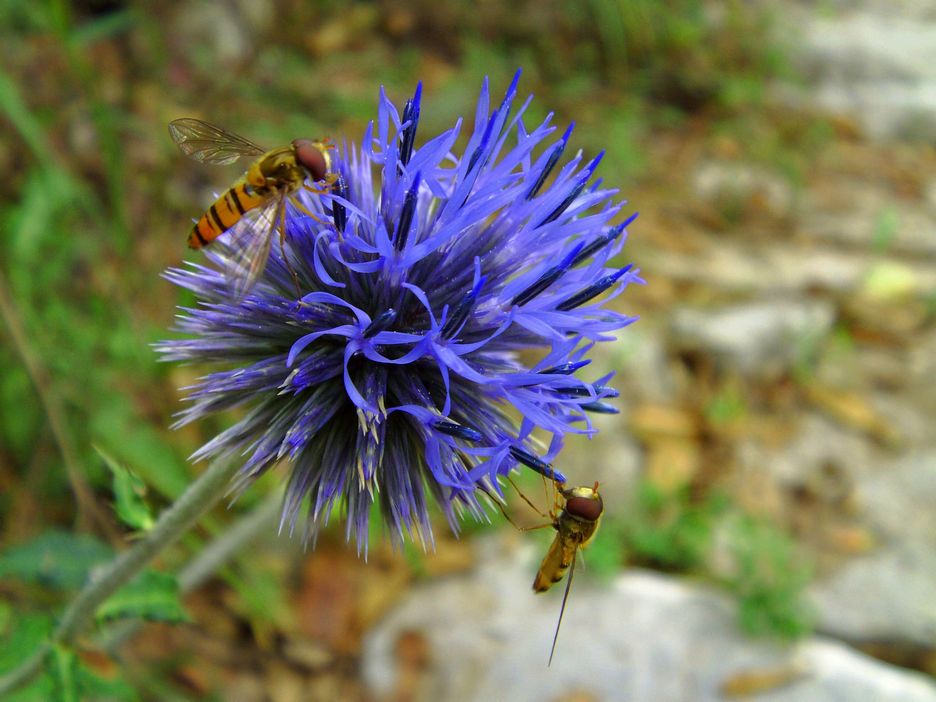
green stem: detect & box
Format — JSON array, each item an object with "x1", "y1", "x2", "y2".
[
  {"x1": 0, "y1": 457, "x2": 241, "y2": 696},
  {"x1": 98, "y1": 489, "x2": 282, "y2": 653}
]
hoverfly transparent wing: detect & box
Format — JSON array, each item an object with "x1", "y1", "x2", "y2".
[
  {"x1": 169, "y1": 118, "x2": 267, "y2": 166},
  {"x1": 219, "y1": 196, "x2": 282, "y2": 298}
]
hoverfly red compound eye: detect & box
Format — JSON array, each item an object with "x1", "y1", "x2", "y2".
[
  {"x1": 292, "y1": 139, "x2": 328, "y2": 182},
  {"x1": 564, "y1": 495, "x2": 603, "y2": 521}
]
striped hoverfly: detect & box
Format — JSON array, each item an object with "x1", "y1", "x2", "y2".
[{"x1": 169, "y1": 118, "x2": 336, "y2": 297}]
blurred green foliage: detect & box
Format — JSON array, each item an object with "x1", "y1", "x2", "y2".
[
  {"x1": 95, "y1": 570, "x2": 189, "y2": 624},
  {"x1": 97, "y1": 445, "x2": 156, "y2": 531},
  {"x1": 722, "y1": 515, "x2": 814, "y2": 638},
  {"x1": 0, "y1": 609, "x2": 56, "y2": 702},
  {"x1": 589, "y1": 479, "x2": 813, "y2": 638},
  {"x1": 620, "y1": 481, "x2": 728, "y2": 571},
  {"x1": 705, "y1": 381, "x2": 748, "y2": 427},
  {"x1": 47, "y1": 642, "x2": 138, "y2": 702},
  {"x1": 0, "y1": 530, "x2": 113, "y2": 590},
  {"x1": 588, "y1": 481, "x2": 724, "y2": 575}
]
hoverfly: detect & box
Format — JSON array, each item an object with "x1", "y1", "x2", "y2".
[
  {"x1": 494, "y1": 477, "x2": 603, "y2": 665},
  {"x1": 532, "y1": 481, "x2": 603, "y2": 666},
  {"x1": 169, "y1": 118, "x2": 336, "y2": 297}
]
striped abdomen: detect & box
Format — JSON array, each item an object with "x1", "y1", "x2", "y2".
[
  {"x1": 188, "y1": 182, "x2": 263, "y2": 249},
  {"x1": 533, "y1": 536, "x2": 577, "y2": 592}
]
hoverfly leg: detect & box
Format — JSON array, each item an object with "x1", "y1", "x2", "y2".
[
  {"x1": 492, "y1": 500, "x2": 526, "y2": 532},
  {"x1": 479, "y1": 481, "x2": 552, "y2": 532},
  {"x1": 507, "y1": 475, "x2": 550, "y2": 520},
  {"x1": 292, "y1": 190, "x2": 327, "y2": 225},
  {"x1": 275, "y1": 197, "x2": 302, "y2": 298}
]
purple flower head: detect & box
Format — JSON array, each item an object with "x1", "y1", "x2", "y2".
[{"x1": 157, "y1": 72, "x2": 642, "y2": 554}]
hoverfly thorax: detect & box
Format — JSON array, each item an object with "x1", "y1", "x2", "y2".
[{"x1": 250, "y1": 147, "x2": 305, "y2": 195}]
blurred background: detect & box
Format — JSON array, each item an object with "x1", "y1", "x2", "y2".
[{"x1": 2, "y1": 0, "x2": 935, "y2": 700}]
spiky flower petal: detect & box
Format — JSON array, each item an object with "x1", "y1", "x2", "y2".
[{"x1": 157, "y1": 73, "x2": 642, "y2": 553}]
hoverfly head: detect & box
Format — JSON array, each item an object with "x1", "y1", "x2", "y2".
[
  {"x1": 562, "y1": 483, "x2": 602, "y2": 522},
  {"x1": 292, "y1": 138, "x2": 330, "y2": 182}
]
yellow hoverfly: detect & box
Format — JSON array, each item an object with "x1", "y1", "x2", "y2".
[
  {"x1": 169, "y1": 118, "x2": 336, "y2": 296},
  {"x1": 532, "y1": 481, "x2": 603, "y2": 666}
]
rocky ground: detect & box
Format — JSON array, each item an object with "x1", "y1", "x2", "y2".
[{"x1": 363, "y1": 542, "x2": 936, "y2": 702}]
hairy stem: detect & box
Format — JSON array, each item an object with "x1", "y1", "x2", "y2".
[
  {"x1": 98, "y1": 489, "x2": 282, "y2": 653},
  {"x1": 0, "y1": 457, "x2": 241, "y2": 696}
]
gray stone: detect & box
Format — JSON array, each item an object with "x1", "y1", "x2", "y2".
[
  {"x1": 810, "y1": 452, "x2": 936, "y2": 646},
  {"x1": 800, "y1": 183, "x2": 936, "y2": 259},
  {"x1": 908, "y1": 331, "x2": 936, "y2": 419},
  {"x1": 669, "y1": 299, "x2": 836, "y2": 376},
  {"x1": 811, "y1": 543, "x2": 936, "y2": 647},
  {"x1": 362, "y1": 538, "x2": 936, "y2": 702},
  {"x1": 860, "y1": 451, "x2": 936, "y2": 546},
  {"x1": 172, "y1": 0, "x2": 274, "y2": 66},
  {"x1": 602, "y1": 327, "x2": 677, "y2": 404},
  {"x1": 652, "y1": 241, "x2": 936, "y2": 295},
  {"x1": 736, "y1": 413, "x2": 875, "y2": 490},
  {"x1": 781, "y1": 11, "x2": 936, "y2": 141},
  {"x1": 558, "y1": 428, "x2": 641, "y2": 508},
  {"x1": 692, "y1": 162, "x2": 795, "y2": 219}
]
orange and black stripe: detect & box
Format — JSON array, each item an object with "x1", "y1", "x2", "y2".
[{"x1": 187, "y1": 183, "x2": 263, "y2": 249}]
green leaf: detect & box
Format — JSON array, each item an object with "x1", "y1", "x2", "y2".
[
  {"x1": 0, "y1": 531, "x2": 113, "y2": 590},
  {"x1": 50, "y1": 645, "x2": 79, "y2": 702},
  {"x1": 90, "y1": 396, "x2": 192, "y2": 499},
  {"x1": 96, "y1": 571, "x2": 189, "y2": 624},
  {"x1": 50, "y1": 641, "x2": 139, "y2": 702},
  {"x1": 0, "y1": 610, "x2": 55, "y2": 701},
  {"x1": 0, "y1": 609, "x2": 52, "y2": 669},
  {"x1": 95, "y1": 445, "x2": 155, "y2": 531},
  {"x1": 1, "y1": 672, "x2": 54, "y2": 702},
  {"x1": 78, "y1": 670, "x2": 138, "y2": 702},
  {"x1": 0, "y1": 67, "x2": 54, "y2": 162},
  {"x1": 0, "y1": 364, "x2": 41, "y2": 459}
]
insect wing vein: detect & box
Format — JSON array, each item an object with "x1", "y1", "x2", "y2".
[
  {"x1": 169, "y1": 118, "x2": 267, "y2": 165},
  {"x1": 221, "y1": 199, "x2": 280, "y2": 297}
]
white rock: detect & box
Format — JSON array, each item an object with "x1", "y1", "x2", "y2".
[
  {"x1": 811, "y1": 543, "x2": 936, "y2": 647},
  {"x1": 362, "y1": 538, "x2": 936, "y2": 702},
  {"x1": 780, "y1": 11, "x2": 936, "y2": 141},
  {"x1": 669, "y1": 299, "x2": 836, "y2": 376},
  {"x1": 609, "y1": 327, "x2": 679, "y2": 404},
  {"x1": 692, "y1": 162, "x2": 795, "y2": 218},
  {"x1": 811, "y1": 452, "x2": 936, "y2": 646},
  {"x1": 653, "y1": 242, "x2": 936, "y2": 295}
]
